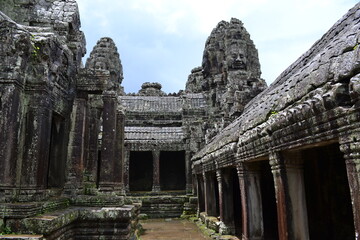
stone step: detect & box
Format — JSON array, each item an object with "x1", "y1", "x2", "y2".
[{"x1": 128, "y1": 195, "x2": 190, "y2": 218}]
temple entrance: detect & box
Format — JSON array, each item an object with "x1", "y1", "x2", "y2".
[
  {"x1": 159, "y1": 151, "x2": 186, "y2": 190},
  {"x1": 303, "y1": 143, "x2": 355, "y2": 240},
  {"x1": 129, "y1": 151, "x2": 153, "y2": 191},
  {"x1": 47, "y1": 113, "x2": 66, "y2": 188}
]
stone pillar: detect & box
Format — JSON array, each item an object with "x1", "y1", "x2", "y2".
[
  {"x1": 340, "y1": 132, "x2": 360, "y2": 238},
  {"x1": 115, "y1": 110, "x2": 125, "y2": 194},
  {"x1": 99, "y1": 91, "x2": 118, "y2": 191},
  {"x1": 217, "y1": 168, "x2": 235, "y2": 235},
  {"x1": 216, "y1": 170, "x2": 224, "y2": 221},
  {"x1": 21, "y1": 92, "x2": 52, "y2": 192},
  {"x1": 84, "y1": 107, "x2": 101, "y2": 191},
  {"x1": 65, "y1": 96, "x2": 88, "y2": 195},
  {"x1": 185, "y1": 151, "x2": 193, "y2": 194},
  {"x1": 0, "y1": 85, "x2": 23, "y2": 191},
  {"x1": 152, "y1": 150, "x2": 161, "y2": 192},
  {"x1": 269, "y1": 151, "x2": 309, "y2": 240},
  {"x1": 192, "y1": 174, "x2": 198, "y2": 195},
  {"x1": 204, "y1": 171, "x2": 218, "y2": 217},
  {"x1": 236, "y1": 162, "x2": 263, "y2": 239},
  {"x1": 124, "y1": 150, "x2": 130, "y2": 193}
]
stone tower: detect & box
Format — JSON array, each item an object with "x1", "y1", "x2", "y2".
[
  {"x1": 185, "y1": 18, "x2": 267, "y2": 147},
  {"x1": 85, "y1": 37, "x2": 124, "y2": 93}
]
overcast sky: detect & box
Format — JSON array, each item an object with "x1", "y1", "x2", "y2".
[{"x1": 76, "y1": 0, "x2": 358, "y2": 94}]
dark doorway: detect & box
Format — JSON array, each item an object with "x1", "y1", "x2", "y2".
[
  {"x1": 205, "y1": 171, "x2": 220, "y2": 217},
  {"x1": 47, "y1": 113, "x2": 66, "y2": 188},
  {"x1": 160, "y1": 151, "x2": 186, "y2": 190},
  {"x1": 259, "y1": 161, "x2": 279, "y2": 240},
  {"x1": 129, "y1": 151, "x2": 153, "y2": 191},
  {"x1": 231, "y1": 168, "x2": 242, "y2": 237},
  {"x1": 303, "y1": 143, "x2": 355, "y2": 240}
]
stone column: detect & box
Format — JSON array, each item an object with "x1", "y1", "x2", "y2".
[
  {"x1": 124, "y1": 150, "x2": 130, "y2": 193},
  {"x1": 204, "y1": 171, "x2": 218, "y2": 217},
  {"x1": 21, "y1": 92, "x2": 53, "y2": 192},
  {"x1": 115, "y1": 110, "x2": 125, "y2": 194},
  {"x1": 269, "y1": 152, "x2": 288, "y2": 240},
  {"x1": 236, "y1": 162, "x2": 263, "y2": 239},
  {"x1": 0, "y1": 84, "x2": 23, "y2": 191},
  {"x1": 99, "y1": 91, "x2": 118, "y2": 191},
  {"x1": 185, "y1": 151, "x2": 193, "y2": 194},
  {"x1": 192, "y1": 174, "x2": 198, "y2": 195},
  {"x1": 65, "y1": 96, "x2": 88, "y2": 195},
  {"x1": 216, "y1": 170, "x2": 224, "y2": 221},
  {"x1": 269, "y1": 151, "x2": 309, "y2": 240},
  {"x1": 152, "y1": 150, "x2": 161, "y2": 192},
  {"x1": 340, "y1": 132, "x2": 360, "y2": 238},
  {"x1": 84, "y1": 107, "x2": 101, "y2": 191}
]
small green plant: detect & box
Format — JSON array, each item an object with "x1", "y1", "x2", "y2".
[
  {"x1": 269, "y1": 110, "x2": 278, "y2": 116},
  {"x1": 1, "y1": 225, "x2": 14, "y2": 235},
  {"x1": 354, "y1": 43, "x2": 359, "y2": 51},
  {"x1": 30, "y1": 34, "x2": 40, "y2": 58}
]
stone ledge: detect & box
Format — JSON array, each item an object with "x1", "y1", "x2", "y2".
[
  {"x1": 6, "y1": 205, "x2": 139, "y2": 237},
  {"x1": 0, "y1": 235, "x2": 43, "y2": 240},
  {"x1": 0, "y1": 198, "x2": 70, "y2": 219}
]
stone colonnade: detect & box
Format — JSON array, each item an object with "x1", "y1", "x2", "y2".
[
  {"x1": 65, "y1": 86, "x2": 126, "y2": 197},
  {"x1": 195, "y1": 137, "x2": 360, "y2": 239}
]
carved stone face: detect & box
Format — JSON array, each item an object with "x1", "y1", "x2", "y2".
[{"x1": 228, "y1": 49, "x2": 247, "y2": 70}]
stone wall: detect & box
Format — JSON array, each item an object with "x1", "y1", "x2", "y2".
[{"x1": 0, "y1": 1, "x2": 138, "y2": 238}]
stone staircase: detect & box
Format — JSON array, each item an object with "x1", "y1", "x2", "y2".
[{"x1": 128, "y1": 192, "x2": 197, "y2": 218}]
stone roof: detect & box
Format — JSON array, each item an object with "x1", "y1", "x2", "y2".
[
  {"x1": 120, "y1": 96, "x2": 183, "y2": 112},
  {"x1": 182, "y1": 93, "x2": 207, "y2": 109},
  {"x1": 192, "y1": 3, "x2": 360, "y2": 162},
  {"x1": 120, "y1": 94, "x2": 207, "y2": 113},
  {"x1": 125, "y1": 126, "x2": 184, "y2": 142}
]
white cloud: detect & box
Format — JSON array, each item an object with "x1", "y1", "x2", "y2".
[{"x1": 76, "y1": 0, "x2": 359, "y2": 92}]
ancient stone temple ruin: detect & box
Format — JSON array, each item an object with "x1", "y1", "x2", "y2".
[{"x1": 0, "y1": 0, "x2": 359, "y2": 239}]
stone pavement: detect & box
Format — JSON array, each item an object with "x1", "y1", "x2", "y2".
[{"x1": 140, "y1": 218, "x2": 211, "y2": 240}]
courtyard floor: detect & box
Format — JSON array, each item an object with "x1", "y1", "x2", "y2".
[{"x1": 140, "y1": 218, "x2": 211, "y2": 240}]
